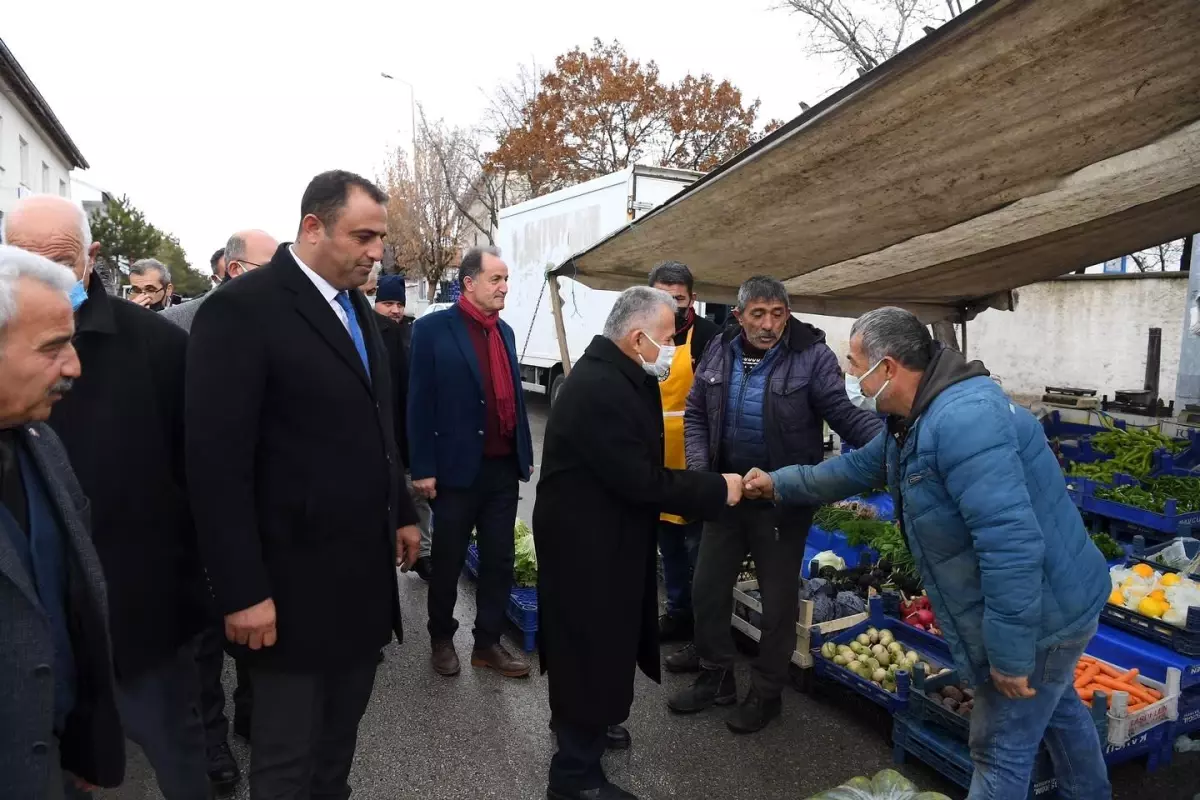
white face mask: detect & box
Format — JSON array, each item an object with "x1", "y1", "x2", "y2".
[
  {"x1": 845, "y1": 359, "x2": 889, "y2": 412},
  {"x1": 638, "y1": 332, "x2": 676, "y2": 380}
]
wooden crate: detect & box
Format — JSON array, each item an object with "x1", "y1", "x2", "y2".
[{"x1": 731, "y1": 580, "x2": 868, "y2": 668}]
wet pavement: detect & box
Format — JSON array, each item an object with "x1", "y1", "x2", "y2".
[{"x1": 100, "y1": 395, "x2": 1197, "y2": 799}]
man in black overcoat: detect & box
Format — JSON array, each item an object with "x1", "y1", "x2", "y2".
[
  {"x1": 533, "y1": 286, "x2": 743, "y2": 800},
  {"x1": 185, "y1": 171, "x2": 422, "y2": 799}
]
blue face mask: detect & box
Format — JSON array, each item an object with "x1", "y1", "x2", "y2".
[
  {"x1": 68, "y1": 280, "x2": 88, "y2": 311},
  {"x1": 845, "y1": 359, "x2": 889, "y2": 412}
]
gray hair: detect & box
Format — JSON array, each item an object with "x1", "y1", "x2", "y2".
[
  {"x1": 0, "y1": 197, "x2": 92, "y2": 251},
  {"x1": 0, "y1": 244, "x2": 77, "y2": 337},
  {"x1": 849, "y1": 306, "x2": 935, "y2": 370},
  {"x1": 369, "y1": 262, "x2": 381, "y2": 280},
  {"x1": 737, "y1": 276, "x2": 789, "y2": 311},
  {"x1": 224, "y1": 233, "x2": 248, "y2": 264},
  {"x1": 602, "y1": 286, "x2": 675, "y2": 340},
  {"x1": 130, "y1": 257, "x2": 171, "y2": 285},
  {"x1": 458, "y1": 245, "x2": 501, "y2": 287}
]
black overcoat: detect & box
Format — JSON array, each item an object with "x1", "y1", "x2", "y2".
[
  {"x1": 47, "y1": 277, "x2": 206, "y2": 679},
  {"x1": 533, "y1": 336, "x2": 726, "y2": 726},
  {"x1": 185, "y1": 244, "x2": 418, "y2": 671}
]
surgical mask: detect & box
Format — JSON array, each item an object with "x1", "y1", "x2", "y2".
[
  {"x1": 68, "y1": 280, "x2": 88, "y2": 312},
  {"x1": 845, "y1": 359, "x2": 889, "y2": 412},
  {"x1": 638, "y1": 332, "x2": 676, "y2": 380}
]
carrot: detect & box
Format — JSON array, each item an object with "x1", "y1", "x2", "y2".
[
  {"x1": 1144, "y1": 687, "x2": 1162, "y2": 700},
  {"x1": 1075, "y1": 663, "x2": 1101, "y2": 688},
  {"x1": 1092, "y1": 675, "x2": 1157, "y2": 706},
  {"x1": 1078, "y1": 687, "x2": 1096, "y2": 702},
  {"x1": 1128, "y1": 701, "x2": 1147, "y2": 712},
  {"x1": 1095, "y1": 662, "x2": 1128, "y2": 680},
  {"x1": 1118, "y1": 668, "x2": 1140, "y2": 682}
]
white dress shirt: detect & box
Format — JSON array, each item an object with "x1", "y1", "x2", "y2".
[{"x1": 290, "y1": 245, "x2": 349, "y2": 332}]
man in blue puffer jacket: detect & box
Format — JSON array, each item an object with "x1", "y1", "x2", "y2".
[{"x1": 745, "y1": 307, "x2": 1111, "y2": 800}]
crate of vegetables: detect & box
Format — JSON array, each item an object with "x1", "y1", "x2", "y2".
[
  {"x1": 1076, "y1": 475, "x2": 1200, "y2": 537},
  {"x1": 731, "y1": 580, "x2": 867, "y2": 669},
  {"x1": 1074, "y1": 654, "x2": 1180, "y2": 746},
  {"x1": 1104, "y1": 562, "x2": 1200, "y2": 657},
  {"x1": 811, "y1": 599, "x2": 951, "y2": 712},
  {"x1": 907, "y1": 664, "x2": 973, "y2": 739}
]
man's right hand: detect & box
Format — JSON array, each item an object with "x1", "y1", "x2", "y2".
[
  {"x1": 743, "y1": 468, "x2": 775, "y2": 501},
  {"x1": 413, "y1": 477, "x2": 437, "y2": 500},
  {"x1": 225, "y1": 597, "x2": 277, "y2": 650},
  {"x1": 722, "y1": 474, "x2": 743, "y2": 506}
]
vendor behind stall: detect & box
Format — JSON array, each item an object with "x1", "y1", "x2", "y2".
[{"x1": 745, "y1": 306, "x2": 1112, "y2": 800}]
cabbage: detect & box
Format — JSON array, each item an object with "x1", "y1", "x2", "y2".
[
  {"x1": 843, "y1": 777, "x2": 873, "y2": 791},
  {"x1": 913, "y1": 794, "x2": 953, "y2": 800},
  {"x1": 513, "y1": 519, "x2": 537, "y2": 587},
  {"x1": 871, "y1": 768, "x2": 917, "y2": 795}
]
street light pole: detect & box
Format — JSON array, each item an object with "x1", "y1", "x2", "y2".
[{"x1": 380, "y1": 72, "x2": 418, "y2": 174}]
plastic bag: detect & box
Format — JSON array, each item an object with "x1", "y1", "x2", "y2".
[
  {"x1": 813, "y1": 550, "x2": 848, "y2": 572},
  {"x1": 802, "y1": 769, "x2": 949, "y2": 800},
  {"x1": 1155, "y1": 538, "x2": 1199, "y2": 571}
]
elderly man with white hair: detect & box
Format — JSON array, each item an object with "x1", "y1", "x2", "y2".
[
  {"x1": 3, "y1": 195, "x2": 211, "y2": 800},
  {"x1": 532, "y1": 286, "x2": 743, "y2": 800},
  {"x1": 0, "y1": 245, "x2": 126, "y2": 798}
]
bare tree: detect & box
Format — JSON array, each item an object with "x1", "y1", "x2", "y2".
[
  {"x1": 1127, "y1": 239, "x2": 1186, "y2": 272},
  {"x1": 776, "y1": 0, "x2": 977, "y2": 74}
]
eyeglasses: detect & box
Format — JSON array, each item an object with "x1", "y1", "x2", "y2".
[{"x1": 128, "y1": 285, "x2": 166, "y2": 296}]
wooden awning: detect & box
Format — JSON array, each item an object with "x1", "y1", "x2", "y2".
[{"x1": 552, "y1": 0, "x2": 1200, "y2": 322}]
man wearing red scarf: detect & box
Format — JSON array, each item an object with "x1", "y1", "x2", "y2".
[{"x1": 407, "y1": 247, "x2": 535, "y2": 680}]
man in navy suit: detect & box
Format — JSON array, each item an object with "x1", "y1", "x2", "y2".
[{"x1": 408, "y1": 246, "x2": 535, "y2": 679}]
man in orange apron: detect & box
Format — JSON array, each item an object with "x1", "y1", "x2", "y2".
[{"x1": 648, "y1": 262, "x2": 719, "y2": 663}]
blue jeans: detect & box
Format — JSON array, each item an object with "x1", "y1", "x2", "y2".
[
  {"x1": 658, "y1": 520, "x2": 701, "y2": 617},
  {"x1": 968, "y1": 622, "x2": 1111, "y2": 800}
]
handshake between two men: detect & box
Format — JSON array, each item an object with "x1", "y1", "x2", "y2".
[{"x1": 718, "y1": 467, "x2": 777, "y2": 506}]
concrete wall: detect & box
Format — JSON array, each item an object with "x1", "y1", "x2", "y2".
[
  {"x1": 799, "y1": 273, "x2": 1188, "y2": 404},
  {"x1": 0, "y1": 78, "x2": 74, "y2": 214}
]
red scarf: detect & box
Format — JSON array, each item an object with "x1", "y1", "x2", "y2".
[
  {"x1": 457, "y1": 296, "x2": 517, "y2": 438},
  {"x1": 674, "y1": 307, "x2": 696, "y2": 337}
]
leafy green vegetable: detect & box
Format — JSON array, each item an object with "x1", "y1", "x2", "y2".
[
  {"x1": 1089, "y1": 532, "x2": 1124, "y2": 561},
  {"x1": 841, "y1": 520, "x2": 916, "y2": 578},
  {"x1": 1095, "y1": 476, "x2": 1200, "y2": 514},
  {"x1": 513, "y1": 519, "x2": 538, "y2": 588}
]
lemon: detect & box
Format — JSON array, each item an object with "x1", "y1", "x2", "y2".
[
  {"x1": 1150, "y1": 589, "x2": 1167, "y2": 601},
  {"x1": 1108, "y1": 589, "x2": 1125, "y2": 606},
  {"x1": 1161, "y1": 573, "x2": 1181, "y2": 587},
  {"x1": 1133, "y1": 564, "x2": 1155, "y2": 579},
  {"x1": 1138, "y1": 597, "x2": 1167, "y2": 618}
]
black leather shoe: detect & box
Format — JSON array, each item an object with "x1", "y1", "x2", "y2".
[
  {"x1": 413, "y1": 556, "x2": 433, "y2": 581},
  {"x1": 667, "y1": 667, "x2": 737, "y2": 714},
  {"x1": 664, "y1": 643, "x2": 700, "y2": 674},
  {"x1": 605, "y1": 724, "x2": 631, "y2": 750},
  {"x1": 658, "y1": 612, "x2": 694, "y2": 642},
  {"x1": 725, "y1": 687, "x2": 781, "y2": 734},
  {"x1": 546, "y1": 781, "x2": 638, "y2": 799},
  {"x1": 206, "y1": 742, "x2": 241, "y2": 796}
]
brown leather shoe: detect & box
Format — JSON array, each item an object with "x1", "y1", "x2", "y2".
[
  {"x1": 431, "y1": 640, "x2": 460, "y2": 676},
  {"x1": 470, "y1": 643, "x2": 531, "y2": 678}
]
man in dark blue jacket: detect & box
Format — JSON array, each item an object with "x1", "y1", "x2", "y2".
[
  {"x1": 668, "y1": 276, "x2": 882, "y2": 734},
  {"x1": 408, "y1": 247, "x2": 535, "y2": 680}
]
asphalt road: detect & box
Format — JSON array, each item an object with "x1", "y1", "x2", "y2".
[{"x1": 102, "y1": 393, "x2": 1196, "y2": 799}]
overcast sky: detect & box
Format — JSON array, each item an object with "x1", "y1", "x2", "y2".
[{"x1": 4, "y1": 0, "x2": 846, "y2": 273}]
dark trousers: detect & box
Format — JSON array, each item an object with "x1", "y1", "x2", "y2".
[
  {"x1": 196, "y1": 624, "x2": 253, "y2": 747},
  {"x1": 247, "y1": 662, "x2": 377, "y2": 800},
  {"x1": 114, "y1": 642, "x2": 211, "y2": 800},
  {"x1": 548, "y1": 721, "x2": 608, "y2": 792},
  {"x1": 692, "y1": 504, "x2": 811, "y2": 699},
  {"x1": 657, "y1": 520, "x2": 701, "y2": 617},
  {"x1": 427, "y1": 457, "x2": 519, "y2": 647}
]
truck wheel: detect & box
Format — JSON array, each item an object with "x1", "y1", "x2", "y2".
[{"x1": 549, "y1": 373, "x2": 567, "y2": 407}]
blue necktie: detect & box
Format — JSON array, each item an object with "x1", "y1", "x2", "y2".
[{"x1": 334, "y1": 291, "x2": 371, "y2": 380}]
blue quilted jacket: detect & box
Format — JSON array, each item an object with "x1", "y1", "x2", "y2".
[
  {"x1": 769, "y1": 351, "x2": 1110, "y2": 683},
  {"x1": 720, "y1": 337, "x2": 783, "y2": 476}
]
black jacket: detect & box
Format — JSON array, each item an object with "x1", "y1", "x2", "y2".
[
  {"x1": 185, "y1": 244, "x2": 419, "y2": 671},
  {"x1": 374, "y1": 314, "x2": 410, "y2": 468},
  {"x1": 533, "y1": 336, "x2": 726, "y2": 726},
  {"x1": 47, "y1": 277, "x2": 206, "y2": 679}
]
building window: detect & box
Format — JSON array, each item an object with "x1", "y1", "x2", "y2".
[
  {"x1": 42, "y1": 162, "x2": 50, "y2": 193},
  {"x1": 59, "y1": 179, "x2": 68, "y2": 197},
  {"x1": 19, "y1": 137, "x2": 29, "y2": 187}
]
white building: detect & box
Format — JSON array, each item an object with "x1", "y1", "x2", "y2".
[{"x1": 0, "y1": 37, "x2": 88, "y2": 221}]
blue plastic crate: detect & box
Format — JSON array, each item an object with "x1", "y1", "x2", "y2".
[
  {"x1": 1128, "y1": 535, "x2": 1200, "y2": 580},
  {"x1": 809, "y1": 597, "x2": 952, "y2": 713},
  {"x1": 506, "y1": 587, "x2": 538, "y2": 653},
  {"x1": 1174, "y1": 688, "x2": 1200, "y2": 738},
  {"x1": 1073, "y1": 475, "x2": 1200, "y2": 537},
  {"x1": 1042, "y1": 410, "x2": 1128, "y2": 440},
  {"x1": 802, "y1": 525, "x2": 877, "y2": 579},
  {"x1": 1089, "y1": 623, "x2": 1200, "y2": 691}
]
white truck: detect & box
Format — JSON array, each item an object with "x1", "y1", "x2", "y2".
[{"x1": 498, "y1": 164, "x2": 703, "y2": 406}]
